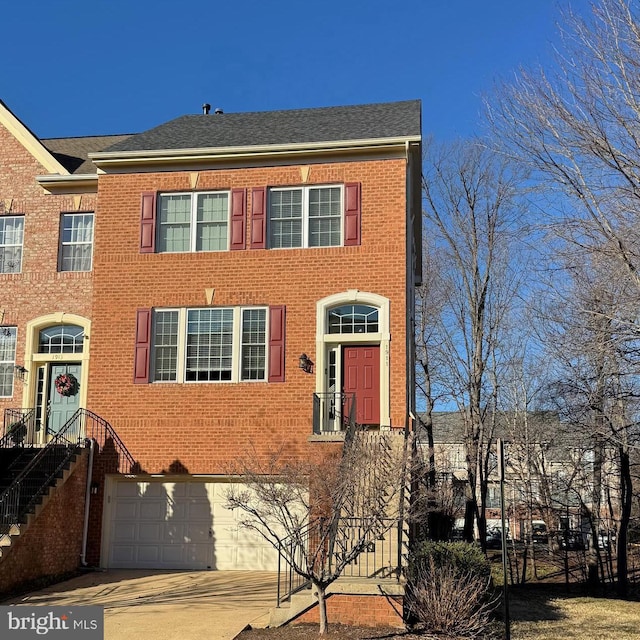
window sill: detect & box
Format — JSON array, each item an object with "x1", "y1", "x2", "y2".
[{"x1": 308, "y1": 432, "x2": 346, "y2": 443}]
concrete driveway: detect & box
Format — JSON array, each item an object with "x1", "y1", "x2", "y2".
[{"x1": 1, "y1": 570, "x2": 278, "y2": 640}]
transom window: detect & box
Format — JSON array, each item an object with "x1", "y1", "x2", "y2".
[
  {"x1": 269, "y1": 186, "x2": 342, "y2": 248},
  {"x1": 152, "y1": 307, "x2": 267, "y2": 382},
  {"x1": 38, "y1": 325, "x2": 85, "y2": 354},
  {"x1": 0, "y1": 327, "x2": 16, "y2": 397},
  {"x1": 328, "y1": 304, "x2": 379, "y2": 334},
  {"x1": 0, "y1": 216, "x2": 24, "y2": 274},
  {"x1": 59, "y1": 213, "x2": 94, "y2": 272},
  {"x1": 158, "y1": 192, "x2": 230, "y2": 252}
]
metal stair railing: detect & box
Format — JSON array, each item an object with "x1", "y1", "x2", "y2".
[
  {"x1": 81, "y1": 409, "x2": 137, "y2": 474},
  {"x1": 0, "y1": 407, "x2": 138, "y2": 548},
  {"x1": 312, "y1": 393, "x2": 356, "y2": 435},
  {"x1": 0, "y1": 408, "x2": 86, "y2": 544},
  {"x1": 1, "y1": 409, "x2": 37, "y2": 449},
  {"x1": 276, "y1": 526, "x2": 312, "y2": 606}
]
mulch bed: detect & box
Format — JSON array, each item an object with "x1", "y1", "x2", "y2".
[{"x1": 238, "y1": 625, "x2": 421, "y2": 640}]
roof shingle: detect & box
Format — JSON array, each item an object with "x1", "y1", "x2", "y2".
[
  {"x1": 104, "y1": 100, "x2": 421, "y2": 153},
  {"x1": 42, "y1": 134, "x2": 134, "y2": 174}
]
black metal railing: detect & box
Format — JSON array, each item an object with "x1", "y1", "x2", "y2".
[
  {"x1": 0, "y1": 409, "x2": 86, "y2": 543},
  {"x1": 312, "y1": 393, "x2": 356, "y2": 435},
  {"x1": 275, "y1": 515, "x2": 401, "y2": 606},
  {"x1": 0, "y1": 407, "x2": 138, "y2": 547},
  {"x1": 1, "y1": 408, "x2": 37, "y2": 448},
  {"x1": 82, "y1": 409, "x2": 137, "y2": 474},
  {"x1": 334, "y1": 517, "x2": 400, "y2": 579},
  {"x1": 277, "y1": 528, "x2": 312, "y2": 606}
]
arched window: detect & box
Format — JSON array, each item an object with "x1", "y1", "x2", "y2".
[
  {"x1": 327, "y1": 304, "x2": 379, "y2": 334},
  {"x1": 38, "y1": 325, "x2": 84, "y2": 354}
]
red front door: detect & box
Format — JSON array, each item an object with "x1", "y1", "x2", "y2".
[{"x1": 342, "y1": 346, "x2": 380, "y2": 425}]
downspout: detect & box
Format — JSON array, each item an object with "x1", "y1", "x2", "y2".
[{"x1": 81, "y1": 438, "x2": 96, "y2": 566}]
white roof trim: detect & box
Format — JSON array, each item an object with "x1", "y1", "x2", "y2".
[
  {"x1": 0, "y1": 101, "x2": 69, "y2": 175},
  {"x1": 89, "y1": 136, "x2": 422, "y2": 167},
  {"x1": 36, "y1": 173, "x2": 97, "y2": 195}
]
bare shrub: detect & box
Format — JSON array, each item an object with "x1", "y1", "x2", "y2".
[{"x1": 406, "y1": 550, "x2": 497, "y2": 638}]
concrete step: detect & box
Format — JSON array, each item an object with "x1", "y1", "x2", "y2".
[{"x1": 269, "y1": 589, "x2": 316, "y2": 627}]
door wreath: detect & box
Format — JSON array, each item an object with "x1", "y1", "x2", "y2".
[{"x1": 54, "y1": 373, "x2": 78, "y2": 397}]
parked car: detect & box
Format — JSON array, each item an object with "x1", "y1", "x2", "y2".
[
  {"x1": 532, "y1": 520, "x2": 549, "y2": 544},
  {"x1": 597, "y1": 530, "x2": 615, "y2": 550},
  {"x1": 559, "y1": 530, "x2": 587, "y2": 551}
]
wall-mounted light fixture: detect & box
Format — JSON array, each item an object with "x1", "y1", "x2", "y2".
[
  {"x1": 14, "y1": 365, "x2": 28, "y2": 382},
  {"x1": 298, "y1": 353, "x2": 313, "y2": 374}
]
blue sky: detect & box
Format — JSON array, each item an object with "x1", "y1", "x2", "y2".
[{"x1": 2, "y1": 0, "x2": 586, "y2": 141}]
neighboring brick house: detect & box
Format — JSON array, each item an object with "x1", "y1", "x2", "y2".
[
  {"x1": 1, "y1": 100, "x2": 422, "y2": 594},
  {"x1": 0, "y1": 100, "x2": 134, "y2": 441}
]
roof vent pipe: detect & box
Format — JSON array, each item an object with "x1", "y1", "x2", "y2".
[
  {"x1": 214, "y1": 108, "x2": 224, "y2": 115},
  {"x1": 202, "y1": 103, "x2": 211, "y2": 115}
]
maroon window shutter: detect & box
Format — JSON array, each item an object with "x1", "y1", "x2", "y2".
[
  {"x1": 134, "y1": 309, "x2": 151, "y2": 384},
  {"x1": 251, "y1": 187, "x2": 267, "y2": 249},
  {"x1": 344, "y1": 183, "x2": 361, "y2": 246},
  {"x1": 140, "y1": 192, "x2": 157, "y2": 253},
  {"x1": 268, "y1": 305, "x2": 285, "y2": 382},
  {"x1": 230, "y1": 188, "x2": 246, "y2": 250}
]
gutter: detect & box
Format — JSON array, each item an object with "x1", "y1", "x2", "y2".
[
  {"x1": 36, "y1": 173, "x2": 98, "y2": 195},
  {"x1": 81, "y1": 438, "x2": 96, "y2": 567},
  {"x1": 88, "y1": 136, "x2": 422, "y2": 169}
]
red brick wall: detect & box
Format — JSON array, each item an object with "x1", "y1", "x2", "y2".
[
  {"x1": 0, "y1": 121, "x2": 94, "y2": 418},
  {"x1": 88, "y1": 160, "x2": 409, "y2": 474},
  {"x1": 0, "y1": 451, "x2": 87, "y2": 596},
  {"x1": 294, "y1": 593, "x2": 404, "y2": 628}
]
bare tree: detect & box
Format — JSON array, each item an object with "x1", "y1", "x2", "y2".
[
  {"x1": 225, "y1": 430, "x2": 410, "y2": 634},
  {"x1": 489, "y1": 0, "x2": 640, "y2": 595},
  {"x1": 420, "y1": 139, "x2": 527, "y2": 548},
  {"x1": 489, "y1": 0, "x2": 640, "y2": 305},
  {"x1": 535, "y1": 260, "x2": 640, "y2": 594}
]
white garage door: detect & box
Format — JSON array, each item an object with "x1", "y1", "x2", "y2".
[{"x1": 104, "y1": 479, "x2": 279, "y2": 571}]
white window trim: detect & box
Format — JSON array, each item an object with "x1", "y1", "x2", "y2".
[
  {"x1": 59, "y1": 212, "x2": 94, "y2": 272},
  {"x1": 0, "y1": 215, "x2": 24, "y2": 274},
  {"x1": 152, "y1": 306, "x2": 269, "y2": 383},
  {"x1": 0, "y1": 326, "x2": 17, "y2": 398},
  {"x1": 157, "y1": 191, "x2": 231, "y2": 253},
  {"x1": 315, "y1": 291, "x2": 391, "y2": 427},
  {"x1": 268, "y1": 184, "x2": 343, "y2": 249}
]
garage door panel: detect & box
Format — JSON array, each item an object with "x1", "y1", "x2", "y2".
[
  {"x1": 138, "y1": 523, "x2": 161, "y2": 542},
  {"x1": 113, "y1": 523, "x2": 137, "y2": 542},
  {"x1": 116, "y1": 483, "x2": 141, "y2": 498},
  {"x1": 107, "y1": 479, "x2": 280, "y2": 570},
  {"x1": 110, "y1": 545, "x2": 135, "y2": 564},
  {"x1": 137, "y1": 546, "x2": 160, "y2": 563},
  {"x1": 114, "y1": 502, "x2": 138, "y2": 519},
  {"x1": 140, "y1": 501, "x2": 167, "y2": 519}
]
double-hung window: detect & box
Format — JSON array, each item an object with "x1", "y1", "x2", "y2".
[
  {"x1": 0, "y1": 327, "x2": 17, "y2": 397},
  {"x1": 0, "y1": 216, "x2": 24, "y2": 273},
  {"x1": 269, "y1": 185, "x2": 342, "y2": 248},
  {"x1": 151, "y1": 307, "x2": 267, "y2": 382},
  {"x1": 59, "y1": 213, "x2": 94, "y2": 272},
  {"x1": 158, "y1": 192, "x2": 230, "y2": 252}
]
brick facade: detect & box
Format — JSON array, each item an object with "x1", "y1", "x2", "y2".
[
  {"x1": 0, "y1": 119, "x2": 95, "y2": 420},
  {"x1": 0, "y1": 101, "x2": 420, "y2": 608},
  {"x1": 87, "y1": 160, "x2": 409, "y2": 474},
  {"x1": 294, "y1": 593, "x2": 404, "y2": 628},
  {"x1": 0, "y1": 451, "x2": 87, "y2": 596}
]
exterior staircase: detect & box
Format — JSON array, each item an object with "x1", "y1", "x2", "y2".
[
  {"x1": 0, "y1": 448, "x2": 85, "y2": 558},
  {"x1": 0, "y1": 407, "x2": 93, "y2": 557},
  {"x1": 270, "y1": 425, "x2": 412, "y2": 627}
]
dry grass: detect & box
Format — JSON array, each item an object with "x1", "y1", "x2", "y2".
[
  {"x1": 239, "y1": 587, "x2": 640, "y2": 640},
  {"x1": 509, "y1": 588, "x2": 640, "y2": 639}
]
